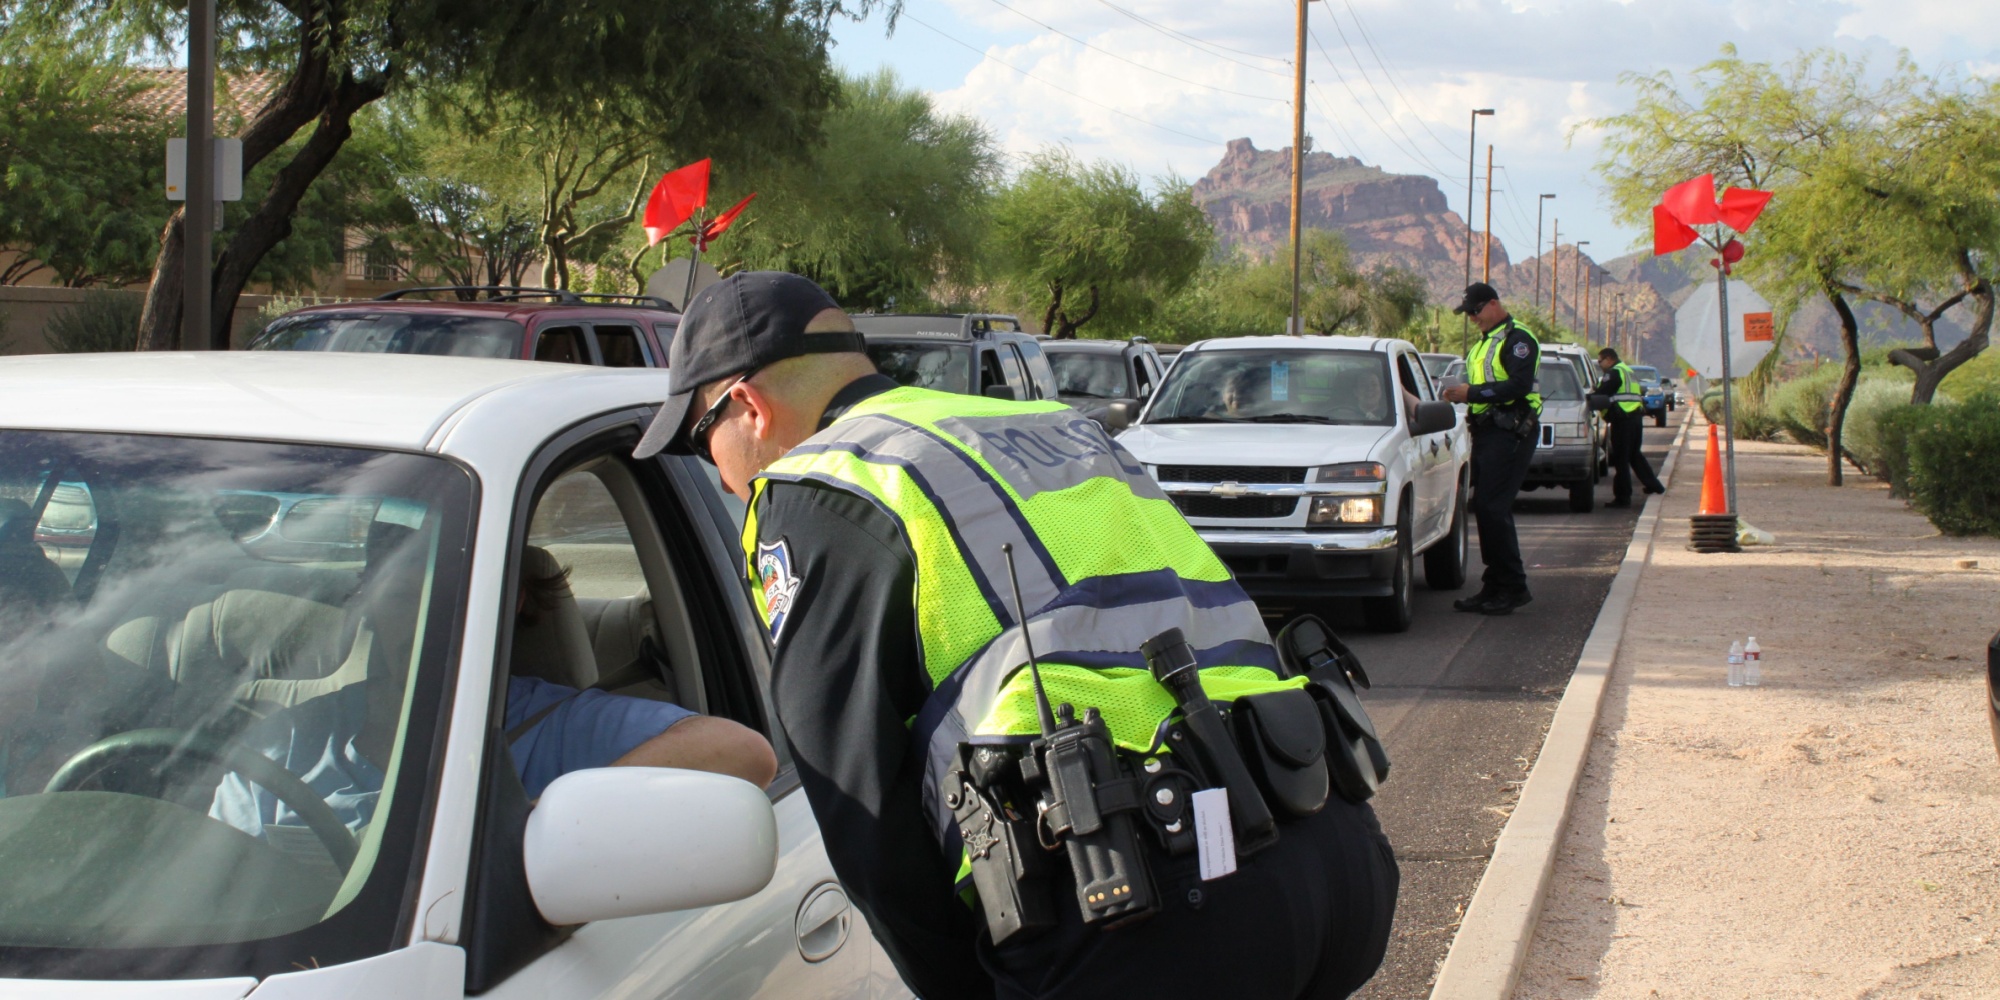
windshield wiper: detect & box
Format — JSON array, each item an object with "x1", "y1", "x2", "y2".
[
  {"x1": 1145, "y1": 415, "x2": 1249, "y2": 424},
  {"x1": 1243, "y1": 413, "x2": 1344, "y2": 424},
  {"x1": 1062, "y1": 390, "x2": 1110, "y2": 399}
]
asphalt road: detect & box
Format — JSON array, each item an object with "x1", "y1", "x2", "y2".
[{"x1": 1256, "y1": 416, "x2": 1683, "y2": 1000}]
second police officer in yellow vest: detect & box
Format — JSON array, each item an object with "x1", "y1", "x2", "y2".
[
  {"x1": 1438, "y1": 282, "x2": 1541, "y2": 615},
  {"x1": 635, "y1": 272, "x2": 1398, "y2": 1000},
  {"x1": 1594, "y1": 347, "x2": 1666, "y2": 508}
]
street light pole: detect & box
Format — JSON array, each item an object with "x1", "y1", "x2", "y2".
[
  {"x1": 1462, "y1": 108, "x2": 1494, "y2": 355},
  {"x1": 1573, "y1": 240, "x2": 1590, "y2": 332},
  {"x1": 1288, "y1": 0, "x2": 1311, "y2": 336},
  {"x1": 1549, "y1": 220, "x2": 1559, "y2": 325},
  {"x1": 1482, "y1": 145, "x2": 1494, "y2": 283},
  {"x1": 1534, "y1": 194, "x2": 1554, "y2": 309},
  {"x1": 185, "y1": 0, "x2": 215, "y2": 350}
]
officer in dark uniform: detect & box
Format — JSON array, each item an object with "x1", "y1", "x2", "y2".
[
  {"x1": 635, "y1": 272, "x2": 1398, "y2": 1000},
  {"x1": 1439, "y1": 282, "x2": 1539, "y2": 615},
  {"x1": 1593, "y1": 348, "x2": 1666, "y2": 508}
]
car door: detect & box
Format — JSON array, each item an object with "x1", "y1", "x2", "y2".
[
  {"x1": 1396, "y1": 350, "x2": 1451, "y2": 542},
  {"x1": 469, "y1": 421, "x2": 872, "y2": 1000},
  {"x1": 533, "y1": 325, "x2": 591, "y2": 365}
]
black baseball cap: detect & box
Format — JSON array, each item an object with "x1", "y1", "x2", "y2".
[
  {"x1": 632, "y1": 271, "x2": 865, "y2": 458},
  {"x1": 1453, "y1": 282, "x2": 1500, "y2": 315}
]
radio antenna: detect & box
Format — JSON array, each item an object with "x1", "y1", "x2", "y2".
[{"x1": 1000, "y1": 544, "x2": 1059, "y2": 734}]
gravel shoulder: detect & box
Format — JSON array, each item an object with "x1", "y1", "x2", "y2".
[{"x1": 1514, "y1": 423, "x2": 2000, "y2": 998}]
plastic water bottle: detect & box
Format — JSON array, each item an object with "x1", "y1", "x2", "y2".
[
  {"x1": 1743, "y1": 637, "x2": 1761, "y2": 687},
  {"x1": 1727, "y1": 640, "x2": 1744, "y2": 687}
]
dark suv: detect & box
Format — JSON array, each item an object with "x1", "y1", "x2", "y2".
[
  {"x1": 852, "y1": 313, "x2": 1061, "y2": 403},
  {"x1": 247, "y1": 286, "x2": 678, "y2": 367},
  {"x1": 1038, "y1": 336, "x2": 1166, "y2": 431}
]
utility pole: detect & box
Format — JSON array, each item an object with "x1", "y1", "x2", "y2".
[
  {"x1": 1534, "y1": 194, "x2": 1555, "y2": 309},
  {"x1": 1288, "y1": 0, "x2": 1311, "y2": 336},
  {"x1": 185, "y1": 0, "x2": 215, "y2": 350},
  {"x1": 1581, "y1": 258, "x2": 1591, "y2": 345},
  {"x1": 1463, "y1": 108, "x2": 1494, "y2": 354},
  {"x1": 1573, "y1": 240, "x2": 1590, "y2": 332},
  {"x1": 1549, "y1": 220, "x2": 1559, "y2": 325},
  {"x1": 1482, "y1": 145, "x2": 1494, "y2": 283}
]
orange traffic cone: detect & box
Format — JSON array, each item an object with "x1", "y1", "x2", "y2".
[{"x1": 1698, "y1": 423, "x2": 1728, "y2": 516}]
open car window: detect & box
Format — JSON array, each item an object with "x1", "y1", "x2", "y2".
[{"x1": 0, "y1": 431, "x2": 472, "y2": 979}]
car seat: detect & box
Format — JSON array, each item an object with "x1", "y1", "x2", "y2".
[{"x1": 509, "y1": 545, "x2": 599, "y2": 690}]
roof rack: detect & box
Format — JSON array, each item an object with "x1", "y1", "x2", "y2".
[{"x1": 373, "y1": 286, "x2": 677, "y2": 310}]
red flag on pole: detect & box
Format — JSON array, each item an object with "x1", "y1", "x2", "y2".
[
  {"x1": 1652, "y1": 203, "x2": 1700, "y2": 256},
  {"x1": 694, "y1": 193, "x2": 757, "y2": 251},
  {"x1": 1715, "y1": 187, "x2": 1774, "y2": 233},
  {"x1": 1660, "y1": 173, "x2": 1720, "y2": 226},
  {"x1": 642, "y1": 159, "x2": 711, "y2": 245}
]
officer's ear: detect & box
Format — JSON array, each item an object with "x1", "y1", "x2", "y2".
[{"x1": 731, "y1": 379, "x2": 782, "y2": 443}]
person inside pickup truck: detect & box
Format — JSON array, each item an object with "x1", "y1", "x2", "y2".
[
  {"x1": 1211, "y1": 365, "x2": 1270, "y2": 418},
  {"x1": 210, "y1": 545, "x2": 777, "y2": 842}
]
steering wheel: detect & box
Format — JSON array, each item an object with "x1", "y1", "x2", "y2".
[{"x1": 44, "y1": 728, "x2": 358, "y2": 874}]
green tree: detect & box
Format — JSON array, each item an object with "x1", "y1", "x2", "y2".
[
  {"x1": 11, "y1": 0, "x2": 855, "y2": 349},
  {"x1": 1152, "y1": 230, "x2": 1424, "y2": 342},
  {"x1": 0, "y1": 44, "x2": 172, "y2": 287},
  {"x1": 988, "y1": 150, "x2": 1212, "y2": 338}
]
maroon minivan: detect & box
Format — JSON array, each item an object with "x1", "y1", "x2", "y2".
[{"x1": 247, "y1": 287, "x2": 678, "y2": 367}]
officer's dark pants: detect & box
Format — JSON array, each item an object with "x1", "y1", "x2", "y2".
[
  {"x1": 1469, "y1": 422, "x2": 1537, "y2": 590},
  {"x1": 1606, "y1": 415, "x2": 1663, "y2": 500},
  {"x1": 979, "y1": 796, "x2": 1398, "y2": 1000}
]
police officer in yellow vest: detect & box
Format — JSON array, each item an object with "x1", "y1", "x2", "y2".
[
  {"x1": 1593, "y1": 348, "x2": 1666, "y2": 507},
  {"x1": 635, "y1": 272, "x2": 1398, "y2": 1000},
  {"x1": 1438, "y1": 282, "x2": 1540, "y2": 615}
]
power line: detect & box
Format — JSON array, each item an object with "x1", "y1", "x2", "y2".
[
  {"x1": 1304, "y1": 82, "x2": 1375, "y2": 165},
  {"x1": 1305, "y1": 25, "x2": 1450, "y2": 180},
  {"x1": 899, "y1": 11, "x2": 1223, "y2": 146},
  {"x1": 1086, "y1": 0, "x2": 1295, "y2": 78},
  {"x1": 979, "y1": 0, "x2": 1283, "y2": 102},
  {"x1": 1311, "y1": 18, "x2": 1453, "y2": 179},
  {"x1": 1336, "y1": 1, "x2": 1465, "y2": 164}
]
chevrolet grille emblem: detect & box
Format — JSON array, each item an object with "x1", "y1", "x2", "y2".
[{"x1": 1210, "y1": 481, "x2": 1250, "y2": 497}]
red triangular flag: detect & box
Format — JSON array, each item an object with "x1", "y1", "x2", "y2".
[
  {"x1": 642, "y1": 159, "x2": 711, "y2": 246},
  {"x1": 1716, "y1": 187, "x2": 1773, "y2": 233},
  {"x1": 1660, "y1": 173, "x2": 1720, "y2": 227},
  {"x1": 1652, "y1": 203, "x2": 1700, "y2": 256},
  {"x1": 694, "y1": 193, "x2": 757, "y2": 251}
]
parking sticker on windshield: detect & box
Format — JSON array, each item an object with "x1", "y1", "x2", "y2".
[
  {"x1": 756, "y1": 539, "x2": 802, "y2": 640},
  {"x1": 1271, "y1": 362, "x2": 1290, "y2": 401}
]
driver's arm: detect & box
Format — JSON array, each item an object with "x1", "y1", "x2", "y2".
[
  {"x1": 611, "y1": 715, "x2": 776, "y2": 787},
  {"x1": 505, "y1": 677, "x2": 777, "y2": 796}
]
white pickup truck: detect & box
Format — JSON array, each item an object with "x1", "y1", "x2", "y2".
[{"x1": 1117, "y1": 336, "x2": 1471, "y2": 632}]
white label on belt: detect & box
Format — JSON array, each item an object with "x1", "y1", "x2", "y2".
[{"x1": 1192, "y1": 787, "x2": 1237, "y2": 881}]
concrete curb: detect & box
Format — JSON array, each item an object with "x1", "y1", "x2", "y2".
[{"x1": 1428, "y1": 413, "x2": 1695, "y2": 1000}]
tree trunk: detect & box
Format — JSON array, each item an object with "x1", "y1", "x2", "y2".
[
  {"x1": 1824, "y1": 289, "x2": 1861, "y2": 487},
  {"x1": 1041, "y1": 280, "x2": 1064, "y2": 338},
  {"x1": 136, "y1": 214, "x2": 187, "y2": 350}
]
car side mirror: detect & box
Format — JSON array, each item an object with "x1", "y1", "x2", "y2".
[
  {"x1": 1412, "y1": 401, "x2": 1458, "y2": 435},
  {"x1": 982, "y1": 384, "x2": 1020, "y2": 401},
  {"x1": 524, "y1": 767, "x2": 777, "y2": 925},
  {"x1": 1104, "y1": 400, "x2": 1136, "y2": 432}
]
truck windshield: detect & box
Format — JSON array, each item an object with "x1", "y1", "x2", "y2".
[
  {"x1": 1047, "y1": 351, "x2": 1129, "y2": 399},
  {"x1": 1628, "y1": 365, "x2": 1661, "y2": 385},
  {"x1": 1145, "y1": 349, "x2": 1394, "y2": 426},
  {"x1": 0, "y1": 431, "x2": 471, "y2": 980},
  {"x1": 866, "y1": 342, "x2": 972, "y2": 393},
  {"x1": 250, "y1": 312, "x2": 523, "y2": 359}
]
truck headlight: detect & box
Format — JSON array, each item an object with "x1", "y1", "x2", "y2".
[
  {"x1": 1554, "y1": 422, "x2": 1587, "y2": 441},
  {"x1": 1314, "y1": 462, "x2": 1385, "y2": 483},
  {"x1": 1309, "y1": 496, "x2": 1382, "y2": 525}
]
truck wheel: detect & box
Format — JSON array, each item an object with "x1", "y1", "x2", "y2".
[
  {"x1": 1423, "y1": 478, "x2": 1468, "y2": 590},
  {"x1": 1653, "y1": 409, "x2": 1667, "y2": 428},
  {"x1": 1363, "y1": 512, "x2": 1414, "y2": 633},
  {"x1": 1568, "y1": 478, "x2": 1595, "y2": 513}
]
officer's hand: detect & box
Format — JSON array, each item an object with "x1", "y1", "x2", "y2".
[{"x1": 1440, "y1": 384, "x2": 1471, "y2": 403}]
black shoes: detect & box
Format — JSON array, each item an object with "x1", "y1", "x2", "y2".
[
  {"x1": 1642, "y1": 485, "x2": 1665, "y2": 495},
  {"x1": 1453, "y1": 587, "x2": 1498, "y2": 612},
  {"x1": 1476, "y1": 586, "x2": 1533, "y2": 616}
]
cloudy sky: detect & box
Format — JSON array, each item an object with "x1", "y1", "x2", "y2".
[{"x1": 828, "y1": 0, "x2": 1999, "y2": 263}]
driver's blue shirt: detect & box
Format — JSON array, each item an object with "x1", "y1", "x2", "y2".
[{"x1": 210, "y1": 676, "x2": 695, "y2": 838}]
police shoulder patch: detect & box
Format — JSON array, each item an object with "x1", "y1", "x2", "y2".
[
  {"x1": 756, "y1": 539, "x2": 802, "y2": 640},
  {"x1": 1512, "y1": 341, "x2": 1532, "y2": 358}
]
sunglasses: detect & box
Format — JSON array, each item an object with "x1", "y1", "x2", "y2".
[{"x1": 688, "y1": 370, "x2": 758, "y2": 464}]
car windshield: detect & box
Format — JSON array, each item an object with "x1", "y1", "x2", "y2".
[
  {"x1": 1538, "y1": 361, "x2": 1584, "y2": 401},
  {"x1": 0, "y1": 431, "x2": 470, "y2": 978},
  {"x1": 250, "y1": 312, "x2": 523, "y2": 359},
  {"x1": 1146, "y1": 349, "x2": 1393, "y2": 426},
  {"x1": 866, "y1": 342, "x2": 971, "y2": 393},
  {"x1": 1048, "y1": 351, "x2": 1129, "y2": 399},
  {"x1": 1629, "y1": 365, "x2": 1660, "y2": 384}
]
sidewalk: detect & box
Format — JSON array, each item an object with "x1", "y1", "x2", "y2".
[{"x1": 1513, "y1": 419, "x2": 2000, "y2": 998}]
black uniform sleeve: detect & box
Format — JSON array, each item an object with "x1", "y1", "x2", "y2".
[
  {"x1": 753, "y1": 481, "x2": 995, "y2": 1000},
  {"x1": 1470, "y1": 325, "x2": 1540, "y2": 407},
  {"x1": 1593, "y1": 368, "x2": 1622, "y2": 398}
]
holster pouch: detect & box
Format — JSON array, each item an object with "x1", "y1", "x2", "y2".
[
  {"x1": 1229, "y1": 688, "x2": 1330, "y2": 818},
  {"x1": 1274, "y1": 615, "x2": 1392, "y2": 803}
]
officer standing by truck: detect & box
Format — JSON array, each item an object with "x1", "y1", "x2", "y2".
[
  {"x1": 636, "y1": 272, "x2": 1398, "y2": 1000},
  {"x1": 1593, "y1": 348, "x2": 1666, "y2": 507},
  {"x1": 1439, "y1": 282, "x2": 1539, "y2": 615}
]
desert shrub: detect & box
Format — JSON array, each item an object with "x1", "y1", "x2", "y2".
[
  {"x1": 1767, "y1": 364, "x2": 1844, "y2": 448},
  {"x1": 1841, "y1": 375, "x2": 1919, "y2": 475},
  {"x1": 1938, "y1": 348, "x2": 2000, "y2": 399},
  {"x1": 1904, "y1": 393, "x2": 2000, "y2": 536},
  {"x1": 1699, "y1": 387, "x2": 1781, "y2": 441},
  {"x1": 1865, "y1": 402, "x2": 1933, "y2": 496},
  {"x1": 43, "y1": 292, "x2": 142, "y2": 353}
]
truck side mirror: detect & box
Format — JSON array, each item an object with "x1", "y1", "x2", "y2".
[
  {"x1": 1411, "y1": 401, "x2": 1457, "y2": 435},
  {"x1": 1104, "y1": 400, "x2": 1136, "y2": 432}
]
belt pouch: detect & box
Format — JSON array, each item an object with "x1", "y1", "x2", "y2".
[
  {"x1": 1306, "y1": 671, "x2": 1391, "y2": 803},
  {"x1": 1228, "y1": 688, "x2": 1329, "y2": 818}
]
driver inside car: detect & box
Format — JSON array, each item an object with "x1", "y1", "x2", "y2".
[{"x1": 210, "y1": 549, "x2": 777, "y2": 842}]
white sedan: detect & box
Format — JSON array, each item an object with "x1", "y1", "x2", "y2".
[{"x1": 0, "y1": 353, "x2": 908, "y2": 998}]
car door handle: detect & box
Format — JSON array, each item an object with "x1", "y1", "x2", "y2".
[{"x1": 795, "y1": 881, "x2": 852, "y2": 963}]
